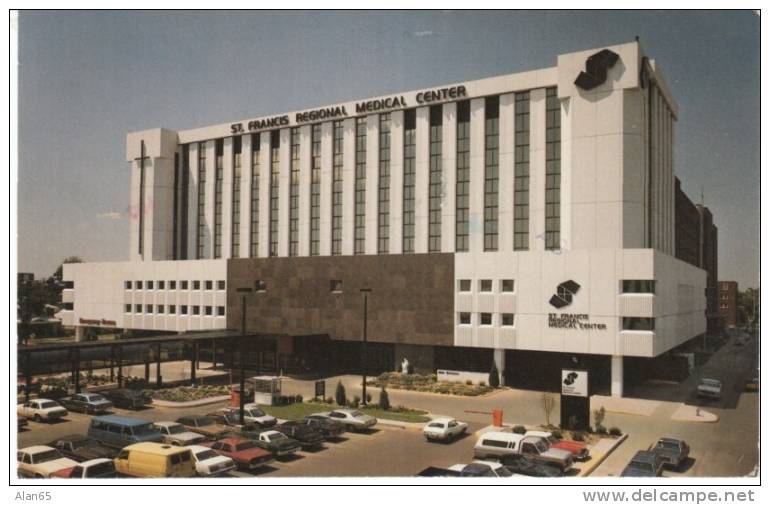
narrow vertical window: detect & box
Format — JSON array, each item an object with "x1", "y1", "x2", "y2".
[
  {"x1": 514, "y1": 92, "x2": 530, "y2": 251},
  {"x1": 378, "y1": 113, "x2": 391, "y2": 254},
  {"x1": 196, "y1": 142, "x2": 207, "y2": 259},
  {"x1": 289, "y1": 128, "x2": 300, "y2": 256},
  {"x1": 249, "y1": 133, "x2": 260, "y2": 257},
  {"x1": 269, "y1": 130, "x2": 280, "y2": 256},
  {"x1": 172, "y1": 151, "x2": 179, "y2": 260},
  {"x1": 231, "y1": 136, "x2": 241, "y2": 258},
  {"x1": 310, "y1": 124, "x2": 322, "y2": 256},
  {"x1": 137, "y1": 140, "x2": 147, "y2": 258},
  {"x1": 213, "y1": 139, "x2": 224, "y2": 258},
  {"x1": 354, "y1": 117, "x2": 367, "y2": 254},
  {"x1": 455, "y1": 101, "x2": 470, "y2": 252},
  {"x1": 483, "y1": 96, "x2": 499, "y2": 252},
  {"x1": 180, "y1": 144, "x2": 189, "y2": 259},
  {"x1": 402, "y1": 109, "x2": 416, "y2": 253},
  {"x1": 545, "y1": 88, "x2": 561, "y2": 250},
  {"x1": 331, "y1": 121, "x2": 344, "y2": 255},
  {"x1": 428, "y1": 105, "x2": 443, "y2": 252}
]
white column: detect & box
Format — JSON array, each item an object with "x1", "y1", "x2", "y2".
[
  {"x1": 441, "y1": 102, "x2": 457, "y2": 253},
  {"x1": 469, "y1": 98, "x2": 485, "y2": 253},
  {"x1": 389, "y1": 111, "x2": 404, "y2": 254},
  {"x1": 278, "y1": 128, "x2": 291, "y2": 257},
  {"x1": 203, "y1": 140, "x2": 216, "y2": 259},
  {"x1": 494, "y1": 348, "x2": 505, "y2": 386},
  {"x1": 75, "y1": 326, "x2": 86, "y2": 343},
  {"x1": 128, "y1": 156, "x2": 142, "y2": 261},
  {"x1": 239, "y1": 134, "x2": 252, "y2": 259},
  {"x1": 529, "y1": 89, "x2": 546, "y2": 251},
  {"x1": 319, "y1": 122, "x2": 333, "y2": 256},
  {"x1": 414, "y1": 107, "x2": 430, "y2": 254},
  {"x1": 148, "y1": 155, "x2": 175, "y2": 261},
  {"x1": 186, "y1": 143, "x2": 199, "y2": 259},
  {"x1": 221, "y1": 137, "x2": 233, "y2": 259},
  {"x1": 258, "y1": 133, "x2": 271, "y2": 258},
  {"x1": 611, "y1": 355, "x2": 624, "y2": 397},
  {"x1": 365, "y1": 114, "x2": 380, "y2": 255},
  {"x1": 498, "y1": 93, "x2": 515, "y2": 253},
  {"x1": 341, "y1": 118, "x2": 356, "y2": 256},
  {"x1": 298, "y1": 125, "x2": 312, "y2": 256}
]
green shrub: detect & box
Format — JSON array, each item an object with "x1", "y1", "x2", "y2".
[
  {"x1": 325, "y1": 396, "x2": 334, "y2": 404},
  {"x1": 335, "y1": 382, "x2": 347, "y2": 407},
  {"x1": 512, "y1": 425, "x2": 526, "y2": 434},
  {"x1": 351, "y1": 395, "x2": 361, "y2": 408},
  {"x1": 488, "y1": 361, "x2": 500, "y2": 388},
  {"x1": 609, "y1": 427, "x2": 622, "y2": 436},
  {"x1": 378, "y1": 386, "x2": 390, "y2": 411},
  {"x1": 551, "y1": 430, "x2": 563, "y2": 440},
  {"x1": 595, "y1": 426, "x2": 608, "y2": 435},
  {"x1": 295, "y1": 394, "x2": 303, "y2": 403}
]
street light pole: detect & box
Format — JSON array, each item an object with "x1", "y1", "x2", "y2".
[
  {"x1": 360, "y1": 288, "x2": 371, "y2": 405},
  {"x1": 236, "y1": 287, "x2": 253, "y2": 426}
]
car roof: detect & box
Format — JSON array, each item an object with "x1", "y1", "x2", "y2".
[
  {"x1": 479, "y1": 431, "x2": 524, "y2": 442},
  {"x1": 215, "y1": 437, "x2": 251, "y2": 445},
  {"x1": 430, "y1": 417, "x2": 455, "y2": 423},
  {"x1": 92, "y1": 415, "x2": 150, "y2": 426},
  {"x1": 153, "y1": 421, "x2": 182, "y2": 427},
  {"x1": 21, "y1": 445, "x2": 58, "y2": 454},
  {"x1": 525, "y1": 430, "x2": 551, "y2": 437},
  {"x1": 123, "y1": 442, "x2": 190, "y2": 455},
  {"x1": 80, "y1": 458, "x2": 113, "y2": 466},
  {"x1": 632, "y1": 450, "x2": 659, "y2": 462}
]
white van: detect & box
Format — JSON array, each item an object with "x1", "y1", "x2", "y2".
[{"x1": 473, "y1": 432, "x2": 525, "y2": 460}]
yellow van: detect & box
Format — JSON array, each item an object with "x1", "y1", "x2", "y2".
[{"x1": 114, "y1": 442, "x2": 196, "y2": 478}]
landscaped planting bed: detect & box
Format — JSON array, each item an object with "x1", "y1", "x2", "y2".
[
  {"x1": 367, "y1": 372, "x2": 495, "y2": 396},
  {"x1": 148, "y1": 385, "x2": 230, "y2": 402}
]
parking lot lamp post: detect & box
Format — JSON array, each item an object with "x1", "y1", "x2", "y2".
[
  {"x1": 236, "y1": 287, "x2": 253, "y2": 425},
  {"x1": 360, "y1": 288, "x2": 372, "y2": 405}
]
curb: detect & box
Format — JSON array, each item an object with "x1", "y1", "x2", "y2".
[
  {"x1": 580, "y1": 433, "x2": 628, "y2": 477},
  {"x1": 150, "y1": 395, "x2": 231, "y2": 408},
  {"x1": 375, "y1": 418, "x2": 428, "y2": 430}
]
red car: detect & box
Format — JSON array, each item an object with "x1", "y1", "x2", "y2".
[
  {"x1": 526, "y1": 431, "x2": 590, "y2": 461},
  {"x1": 201, "y1": 437, "x2": 275, "y2": 471}
]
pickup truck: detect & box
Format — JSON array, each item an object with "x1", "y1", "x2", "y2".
[
  {"x1": 51, "y1": 458, "x2": 116, "y2": 478},
  {"x1": 60, "y1": 393, "x2": 113, "y2": 414},
  {"x1": 652, "y1": 437, "x2": 690, "y2": 469},
  {"x1": 474, "y1": 432, "x2": 573, "y2": 473},
  {"x1": 216, "y1": 404, "x2": 277, "y2": 428},
  {"x1": 526, "y1": 430, "x2": 589, "y2": 461},
  {"x1": 274, "y1": 421, "x2": 325, "y2": 449},
  {"x1": 153, "y1": 421, "x2": 207, "y2": 446},
  {"x1": 51, "y1": 435, "x2": 116, "y2": 462},
  {"x1": 252, "y1": 430, "x2": 302, "y2": 457},
  {"x1": 17, "y1": 446, "x2": 78, "y2": 478},
  {"x1": 423, "y1": 417, "x2": 468, "y2": 442},
  {"x1": 17, "y1": 399, "x2": 68, "y2": 422},
  {"x1": 696, "y1": 378, "x2": 722, "y2": 400}
]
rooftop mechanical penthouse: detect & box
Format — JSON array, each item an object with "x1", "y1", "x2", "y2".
[{"x1": 62, "y1": 41, "x2": 710, "y2": 397}]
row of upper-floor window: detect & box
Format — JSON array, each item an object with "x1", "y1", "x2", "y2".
[
  {"x1": 456, "y1": 313, "x2": 655, "y2": 331},
  {"x1": 125, "y1": 304, "x2": 225, "y2": 316},
  {"x1": 125, "y1": 280, "x2": 226, "y2": 291},
  {"x1": 456, "y1": 279, "x2": 656, "y2": 294}
]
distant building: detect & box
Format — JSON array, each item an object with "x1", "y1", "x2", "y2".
[{"x1": 718, "y1": 281, "x2": 740, "y2": 328}]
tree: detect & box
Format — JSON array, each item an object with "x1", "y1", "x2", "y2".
[
  {"x1": 738, "y1": 287, "x2": 760, "y2": 329},
  {"x1": 542, "y1": 393, "x2": 555, "y2": 427},
  {"x1": 593, "y1": 406, "x2": 607, "y2": 433},
  {"x1": 335, "y1": 381, "x2": 347, "y2": 407},
  {"x1": 488, "y1": 361, "x2": 500, "y2": 388},
  {"x1": 378, "y1": 386, "x2": 390, "y2": 411}
]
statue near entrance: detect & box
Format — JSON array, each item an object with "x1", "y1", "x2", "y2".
[{"x1": 400, "y1": 358, "x2": 410, "y2": 374}]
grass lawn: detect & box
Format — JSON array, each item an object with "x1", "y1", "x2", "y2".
[{"x1": 259, "y1": 402, "x2": 431, "y2": 423}]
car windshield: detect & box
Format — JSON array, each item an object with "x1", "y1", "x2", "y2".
[
  {"x1": 85, "y1": 394, "x2": 105, "y2": 402},
  {"x1": 247, "y1": 408, "x2": 265, "y2": 417},
  {"x1": 89, "y1": 461, "x2": 115, "y2": 477},
  {"x1": 428, "y1": 422, "x2": 444, "y2": 428},
  {"x1": 629, "y1": 461, "x2": 653, "y2": 472},
  {"x1": 234, "y1": 442, "x2": 256, "y2": 451},
  {"x1": 196, "y1": 450, "x2": 218, "y2": 461},
  {"x1": 267, "y1": 433, "x2": 285, "y2": 441},
  {"x1": 132, "y1": 423, "x2": 156, "y2": 435},
  {"x1": 167, "y1": 425, "x2": 186, "y2": 434},
  {"x1": 657, "y1": 440, "x2": 679, "y2": 450},
  {"x1": 39, "y1": 401, "x2": 59, "y2": 409},
  {"x1": 534, "y1": 440, "x2": 548, "y2": 452},
  {"x1": 33, "y1": 450, "x2": 62, "y2": 463}
]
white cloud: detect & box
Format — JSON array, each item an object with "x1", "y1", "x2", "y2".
[{"x1": 97, "y1": 211, "x2": 122, "y2": 220}]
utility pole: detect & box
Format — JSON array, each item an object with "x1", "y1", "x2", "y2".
[{"x1": 236, "y1": 287, "x2": 253, "y2": 425}]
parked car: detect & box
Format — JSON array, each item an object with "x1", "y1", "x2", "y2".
[
  {"x1": 51, "y1": 458, "x2": 117, "y2": 479},
  {"x1": 188, "y1": 445, "x2": 237, "y2": 477},
  {"x1": 176, "y1": 415, "x2": 231, "y2": 438},
  {"x1": 696, "y1": 378, "x2": 722, "y2": 400},
  {"x1": 153, "y1": 421, "x2": 207, "y2": 446},
  {"x1": 652, "y1": 438, "x2": 690, "y2": 469},
  {"x1": 17, "y1": 399, "x2": 68, "y2": 423},
  {"x1": 60, "y1": 393, "x2": 113, "y2": 414},
  {"x1": 417, "y1": 466, "x2": 464, "y2": 477},
  {"x1": 274, "y1": 421, "x2": 325, "y2": 449},
  {"x1": 621, "y1": 450, "x2": 664, "y2": 477},
  {"x1": 473, "y1": 432, "x2": 573, "y2": 473},
  {"x1": 423, "y1": 417, "x2": 468, "y2": 442},
  {"x1": 417, "y1": 465, "x2": 496, "y2": 477},
  {"x1": 200, "y1": 437, "x2": 275, "y2": 471},
  {"x1": 103, "y1": 388, "x2": 152, "y2": 410},
  {"x1": 318, "y1": 409, "x2": 377, "y2": 431},
  {"x1": 497, "y1": 453, "x2": 563, "y2": 477},
  {"x1": 526, "y1": 430, "x2": 589, "y2": 461},
  {"x1": 450, "y1": 462, "x2": 513, "y2": 477},
  {"x1": 206, "y1": 409, "x2": 243, "y2": 427},
  {"x1": 300, "y1": 416, "x2": 346, "y2": 440},
  {"x1": 252, "y1": 430, "x2": 302, "y2": 457},
  {"x1": 114, "y1": 442, "x2": 196, "y2": 478},
  {"x1": 217, "y1": 404, "x2": 277, "y2": 428},
  {"x1": 87, "y1": 415, "x2": 164, "y2": 449},
  {"x1": 51, "y1": 435, "x2": 117, "y2": 462},
  {"x1": 17, "y1": 446, "x2": 78, "y2": 478}
]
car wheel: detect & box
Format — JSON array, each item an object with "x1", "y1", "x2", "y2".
[{"x1": 33, "y1": 414, "x2": 42, "y2": 423}]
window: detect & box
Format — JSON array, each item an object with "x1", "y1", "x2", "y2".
[
  {"x1": 455, "y1": 100, "x2": 470, "y2": 251},
  {"x1": 459, "y1": 312, "x2": 471, "y2": 325},
  {"x1": 428, "y1": 105, "x2": 443, "y2": 252},
  {"x1": 330, "y1": 280, "x2": 343, "y2": 293},
  {"x1": 192, "y1": 306, "x2": 200, "y2": 316},
  {"x1": 136, "y1": 280, "x2": 143, "y2": 289},
  {"x1": 181, "y1": 305, "x2": 188, "y2": 315},
  {"x1": 484, "y1": 96, "x2": 500, "y2": 251},
  {"x1": 479, "y1": 279, "x2": 493, "y2": 292},
  {"x1": 217, "y1": 306, "x2": 225, "y2": 316},
  {"x1": 157, "y1": 305, "x2": 165, "y2": 314},
  {"x1": 135, "y1": 304, "x2": 142, "y2": 313},
  {"x1": 213, "y1": 139, "x2": 224, "y2": 258},
  {"x1": 378, "y1": 113, "x2": 391, "y2": 253},
  {"x1": 197, "y1": 141, "x2": 207, "y2": 259},
  {"x1": 158, "y1": 280, "x2": 165, "y2": 290},
  {"x1": 332, "y1": 121, "x2": 344, "y2": 255},
  {"x1": 501, "y1": 313, "x2": 514, "y2": 326},
  {"x1": 205, "y1": 306, "x2": 213, "y2": 316},
  {"x1": 180, "y1": 280, "x2": 188, "y2": 290},
  {"x1": 354, "y1": 117, "x2": 367, "y2": 254},
  {"x1": 124, "y1": 281, "x2": 132, "y2": 290},
  {"x1": 269, "y1": 130, "x2": 280, "y2": 257},
  {"x1": 545, "y1": 88, "x2": 561, "y2": 250},
  {"x1": 403, "y1": 109, "x2": 416, "y2": 253},
  {"x1": 514, "y1": 91, "x2": 530, "y2": 250},
  {"x1": 480, "y1": 313, "x2": 493, "y2": 325},
  {"x1": 205, "y1": 280, "x2": 213, "y2": 290},
  {"x1": 193, "y1": 280, "x2": 201, "y2": 290},
  {"x1": 255, "y1": 280, "x2": 267, "y2": 292},
  {"x1": 289, "y1": 127, "x2": 300, "y2": 256},
  {"x1": 310, "y1": 124, "x2": 321, "y2": 255},
  {"x1": 250, "y1": 133, "x2": 260, "y2": 257},
  {"x1": 458, "y1": 279, "x2": 472, "y2": 292},
  {"x1": 146, "y1": 304, "x2": 153, "y2": 314},
  {"x1": 147, "y1": 280, "x2": 154, "y2": 290},
  {"x1": 217, "y1": 280, "x2": 226, "y2": 290},
  {"x1": 63, "y1": 280, "x2": 74, "y2": 289},
  {"x1": 501, "y1": 279, "x2": 514, "y2": 292},
  {"x1": 169, "y1": 280, "x2": 176, "y2": 290},
  {"x1": 232, "y1": 135, "x2": 242, "y2": 258},
  {"x1": 180, "y1": 145, "x2": 190, "y2": 259},
  {"x1": 622, "y1": 280, "x2": 656, "y2": 294},
  {"x1": 622, "y1": 317, "x2": 655, "y2": 331},
  {"x1": 169, "y1": 305, "x2": 176, "y2": 315},
  {"x1": 125, "y1": 304, "x2": 131, "y2": 313}
]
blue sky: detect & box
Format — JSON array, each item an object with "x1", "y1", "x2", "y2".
[{"x1": 17, "y1": 10, "x2": 759, "y2": 288}]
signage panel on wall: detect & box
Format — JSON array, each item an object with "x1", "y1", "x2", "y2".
[{"x1": 561, "y1": 369, "x2": 589, "y2": 397}]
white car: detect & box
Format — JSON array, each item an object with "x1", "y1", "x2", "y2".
[
  {"x1": 17, "y1": 446, "x2": 78, "y2": 478},
  {"x1": 696, "y1": 378, "x2": 722, "y2": 400},
  {"x1": 17, "y1": 399, "x2": 68, "y2": 422},
  {"x1": 319, "y1": 409, "x2": 377, "y2": 431},
  {"x1": 217, "y1": 404, "x2": 277, "y2": 428},
  {"x1": 448, "y1": 462, "x2": 513, "y2": 477},
  {"x1": 423, "y1": 417, "x2": 468, "y2": 442},
  {"x1": 188, "y1": 445, "x2": 237, "y2": 477},
  {"x1": 153, "y1": 421, "x2": 207, "y2": 446}
]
